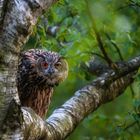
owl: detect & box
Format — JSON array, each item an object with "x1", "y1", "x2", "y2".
[{"x1": 17, "y1": 49, "x2": 68, "y2": 118}]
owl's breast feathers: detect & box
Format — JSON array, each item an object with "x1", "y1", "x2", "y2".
[{"x1": 21, "y1": 87, "x2": 53, "y2": 118}]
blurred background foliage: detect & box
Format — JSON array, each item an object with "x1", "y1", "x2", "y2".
[{"x1": 24, "y1": 0, "x2": 140, "y2": 139}]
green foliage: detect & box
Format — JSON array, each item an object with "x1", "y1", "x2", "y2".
[{"x1": 25, "y1": 0, "x2": 140, "y2": 139}]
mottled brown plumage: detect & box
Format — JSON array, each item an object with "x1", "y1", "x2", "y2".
[{"x1": 17, "y1": 49, "x2": 68, "y2": 118}]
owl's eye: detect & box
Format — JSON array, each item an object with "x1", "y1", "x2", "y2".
[
  {"x1": 41, "y1": 62, "x2": 48, "y2": 68},
  {"x1": 55, "y1": 62, "x2": 61, "y2": 67}
]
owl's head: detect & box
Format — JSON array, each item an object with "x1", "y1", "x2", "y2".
[{"x1": 21, "y1": 49, "x2": 68, "y2": 87}]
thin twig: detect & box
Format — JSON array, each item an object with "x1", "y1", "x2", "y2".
[
  {"x1": 105, "y1": 33, "x2": 123, "y2": 61},
  {"x1": 124, "y1": 121, "x2": 137, "y2": 131},
  {"x1": 90, "y1": 52, "x2": 105, "y2": 60},
  {"x1": 85, "y1": 0, "x2": 113, "y2": 67},
  {"x1": 105, "y1": 33, "x2": 135, "y2": 97},
  {"x1": 116, "y1": 0, "x2": 140, "y2": 12},
  {"x1": 130, "y1": 85, "x2": 135, "y2": 97}
]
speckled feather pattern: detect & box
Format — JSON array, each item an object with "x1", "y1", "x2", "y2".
[{"x1": 17, "y1": 49, "x2": 62, "y2": 118}]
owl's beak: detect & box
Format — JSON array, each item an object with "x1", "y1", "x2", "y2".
[
  {"x1": 48, "y1": 69, "x2": 54, "y2": 75},
  {"x1": 45, "y1": 67, "x2": 54, "y2": 76}
]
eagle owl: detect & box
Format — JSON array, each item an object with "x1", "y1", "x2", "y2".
[{"x1": 17, "y1": 49, "x2": 68, "y2": 118}]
